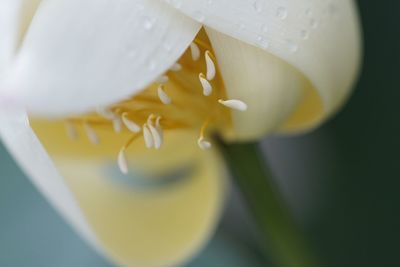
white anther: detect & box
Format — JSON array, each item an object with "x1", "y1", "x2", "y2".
[
  {"x1": 83, "y1": 123, "x2": 100, "y2": 144},
  {"x1": 157, "y1": 85, "x2": 171, "y2": 105},
  {"x1": 170, "y1": 63, "x2": 182, "y2": 71},
  {"x1": 148, "y1": 123, "x2": 162, "y2": 149},
  {"x1": 205, "y1": 51, "x2": 216, "y2": 80},
  {"x1": 218, "y1": 99, "x2": 248, "y2": 111},
  {"x1": 190, "y1": 42, "x2": 200, "y2": 61},
  {"x1": 112, "y1": 117, "x2": 123, "y2": 133},
  {"x1": 117, "y1": 149, "x2": 128, "y2": 174},
  {"x1": 155, "y1": 116, "x2": 164, "y2": 144},
  {"x1": 199, "y1": 74, "x2": 212, "y2": 96},
  {"x1": 155, "y1": 75, "x2": 169, "y2": 84},
  {"x1": 121, "y1": 113, "x2": 141, "y2": 133},
  {"x1": 147, "y1": 114, "x2": 156, "y2": 125},
  {"x1": 143, "y1": 124, "x2": 154, "y2": 148},
  {"x1": 96, "y1": 107, "x2": 115, "y2": 120},
  {"x1": 198, "y1": 137, "x2": 212, "y2": 150},
  {"x1": 65, "y1": 121, "x2": 78, "y2": 140}
]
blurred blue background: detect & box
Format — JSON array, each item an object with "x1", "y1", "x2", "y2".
[{"x1": 1, "y1": 0, "x2": 400, "y2": 266}]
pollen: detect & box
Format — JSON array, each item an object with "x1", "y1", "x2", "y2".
[{"x1": 62, "y1": 30, "x2": 248, "y2": 174}]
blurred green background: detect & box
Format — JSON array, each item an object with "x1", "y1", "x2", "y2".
[{"x1": 1, "y1": 0, "x2": 399, "y2": 266}]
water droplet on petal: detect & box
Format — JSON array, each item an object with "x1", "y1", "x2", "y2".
[
  {"x1": 310, "y1": 18, "x2": 319, "y2": 28},
  {"x1": 300, "y1": 30, "x2": 309, "y2": 40},
  {"x1": 287, "y1": 40, "x2": 298, "y2": 53},
  {"x1": 143, "y1": 16, "x2": 154, "y2": 30},
  {"x1": 193, "y1": 11, "x2": 205, "y2": 22},
  {"x1": 253, "y1": 0, "x2": 263, "y2": 13},
  {"x1": 256, "y1": 35, "x2": 269, "y2": 49},
  {"x1": 276, "y1": 7, "x2": 288, "y2": 20},
  {"x1": 261, "y1": 24, "x2": 269, "y2": 33}
]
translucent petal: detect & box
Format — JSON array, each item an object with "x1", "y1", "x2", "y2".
[
  {"x1": 0, "y1": 108, "x2": 100, "y2": 252},
  {"x1": 23, "y1": 118, "x2": 227, "y2": 267},
  {"x1": 0, "y1": 0, "x2": 41, "y2": 74},
  {"x1": 2, "y1": 0, "x2": 201, "y2": 117}
]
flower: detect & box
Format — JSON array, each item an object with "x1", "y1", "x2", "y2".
[{"x1": 0, "y1": 0, "x2": 361, "y2": 266}]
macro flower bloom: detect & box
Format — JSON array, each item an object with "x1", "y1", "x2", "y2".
[{"x1": 0, "y1": 0, "x2": 361, "y2": 266}]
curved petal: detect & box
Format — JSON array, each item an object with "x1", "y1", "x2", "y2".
[
  {"x1": 2, "y1": 0, "x2": 201, "y2": 117},
  {"x1": 207, "y1": 29, "x2": 307, "y2": 140},
  {"x1": 0, "y1": 0, "x2": 41, "y2": 74},
  {"x1": 165, "y1": 0, "x2": 361, "y2": 136},
  {"x1": 12, "y1": 116, "x2": 227, "y2": 267},
  {"x1": 0, "y1": 108, "x2": 101, "y2": 253}
]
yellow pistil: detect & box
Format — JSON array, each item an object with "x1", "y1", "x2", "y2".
[{"x1": 59, "y1": 30, "x2": 248, "y2": 174}]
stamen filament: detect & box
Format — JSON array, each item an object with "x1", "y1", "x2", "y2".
[
  {"x1": 205, "y1": 51, "x2": 216, "y2": 80},
  {"x1": 65, "y1": 121, "x2": 78, "y2": 140},
  {"x1": 170, "y1": 63, "x2": 182, "y2": 72},
  {"x1": 117, "y1": 149, "x2": 128, "y2": 174},
  {"x1": 122, "y1": 112, "x2": 141, "y2": 133},
  {"x1": 199, "y1": 73, "x2": 213, "y2": 96},
  {"x1": 157, "y1": 85, "x2": 172, "y2": 105},
  {"x1": 83, "y1": 122, "x2": 100, "y2": 144},
  {"x1": 190, "y1": 42, "x2": 201, "y2": 61},
  {"x1": 143, "y1": 124, "x2": 154, "y2": 148}
]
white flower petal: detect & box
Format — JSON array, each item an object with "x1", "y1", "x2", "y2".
[
  {"x1": 2, "y1": 0, "x2": 201, "y2": 117},
  {"x1": 0, "y1": 0, "x2": 41, "y2": 74},
  {"x1": 207, "y1": 29, "x2": 304, "y2": 140},
  {"x1": 165, "y1": 0, "x2": 361, "y2": 133},
  {"x1": 0, "y1": 108, "x2": 101, "y2": 253}
]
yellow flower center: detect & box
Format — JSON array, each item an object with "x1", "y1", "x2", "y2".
[{"x1": 37, "y1": 30, "x2": 247, "y2": 174}]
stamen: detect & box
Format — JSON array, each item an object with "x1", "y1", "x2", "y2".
[
  {"x1": 156, "y1": 75, "x2": 169, "y2": 84},
  {"x1": 83, "y1": 122, "x2": 100, "y2": 144},
  {"x1": 198, "y1": 137, "x2": 212, "y2": 150},
  {"x1": 117, "y1": 149, "x2": 128, "y2": 174},
  {"x1": 65, "y1": 121, "x2": 78, "y2": 140},
  {"x1": 199, "y1": 73, "x2": 213, "y2": 96},
  {"x1": 218, "y1": 99, "x2": 248, "y2": 111},
  {"x1": 197, "y1": 118, "x2": 212, "y2": 150},
  {"x1": 190, "y1": 42, "x2": 201, "y2": 61},
  {"x1": 155, "y1": 116, "x2": 164, "y2": 144},
  {"x1": 122, "y1": 112, "x2": 141, "y2": 133},
  {"x1": 143, "y1": 124, "x2": 154, "y2": 148},
  {"x1": 205, "y1": 51, "x2": 216, "y2": 80},
  {"x1": 96, "y1": 107, "x2": 115, "y2": 120},
  {"x1": 112, "y1": 117, "x2": 123, "y2": 133},
  {"x1": 148, "y1": 123, "x2": 162, "y2": 149},
  {"x1": 157, "y1": 85, "x2": 172, "y2": 105},
  {"x1": 170, "y1": 63, "x2": 182, "y2": 72}
]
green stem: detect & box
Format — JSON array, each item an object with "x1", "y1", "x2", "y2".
[{"x1": 218, "y1": 141, "x2": 318, "y2": 267}]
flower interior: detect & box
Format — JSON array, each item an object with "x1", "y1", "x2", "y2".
[{"x1": 32, "y1": 29, "x2": 247, "y2": 174}]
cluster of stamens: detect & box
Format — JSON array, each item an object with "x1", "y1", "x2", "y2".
[{"x1": 64, "y1": 37, "x2": 248, "y2": 174}]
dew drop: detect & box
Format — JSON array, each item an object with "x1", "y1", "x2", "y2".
[
  {"x1": 287, "y1": 40, "x2": 298, "y2": 53},
  {"x1": 305, "y1": 8, "x2": 312, "y2": 16},
  {"x1": 148, "y1": 60, "x2": 157, "y2": 71},
  {"x1": 127, "y1": 49, "x2": 136, "y2": 58},
  {"x1": 193, "y1": 11, "x2": 205, "y2": 22},
  {"x1": 256, "y1": 35, "x2": 269, "y2": 49},
  {"x1": 300, "y1": 30, "x2": 309, "y2": 40},
  {"x1": 237, "y1": 22, "x2": 246, "y2": 31},
  {"x1": 143, "y1": 17, "x2": 154, "y2": 30},
  {"x1": 261, "y1": 24, "x2": 269, "y2": 33},
  {"x1": 169, "y1": 0, "x2": 182, "y2": 8},
  {"x1": 310, "y1": 18, "x2": 319, "y2": 28},
  {"x1": 276, "y1": 7, "x2": 288, "y2": 20},
  {"x1": 253, "y1": 0, "x2": 263, "y2": 13}
]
